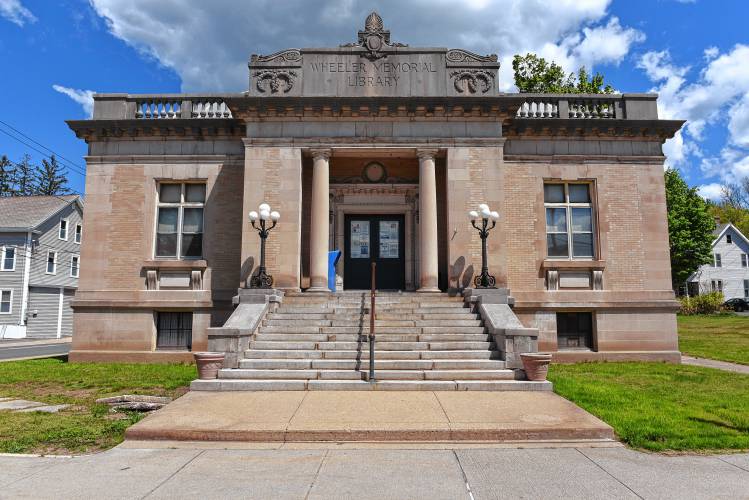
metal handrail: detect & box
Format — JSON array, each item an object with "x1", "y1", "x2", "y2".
[{"x1": 369, "y1": 261, "x2": 376, "y2": 382}]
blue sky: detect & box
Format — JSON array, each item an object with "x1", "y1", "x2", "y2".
[{"x1": 1, "y1": 0, "x2": 747, "y2": 198}]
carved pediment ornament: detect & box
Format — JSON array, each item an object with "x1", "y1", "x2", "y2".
[
  {"x1": 253, "y1": 69, "x2": 298, "y2": 94},
  {"x1": 450, "y1": 69, "x2": 495, "y2": 94},
  {"x1": 342, "y1": 11, "x2": 407, "y2": 60},
  {"x1": 446, "y1": 49, "x2": 498, "y2": 63},
  {"x1": 252, "y1": 49, "x2": 302, "y2": 64}
]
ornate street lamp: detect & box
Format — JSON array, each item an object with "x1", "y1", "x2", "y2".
[
  {"x1": 248, "y1": 203, "x2": 280, "y2": 288},
  {"x1": 469, "y1": 203, "x2": 499, "y2": 288}
]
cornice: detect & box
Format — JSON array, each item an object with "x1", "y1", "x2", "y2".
[
  {"x1": 505, "y1": 118, "x2": 685, "y2": 141},
  {"x1": 66, "y1": 118, "x2": 245, "y2": 142}
]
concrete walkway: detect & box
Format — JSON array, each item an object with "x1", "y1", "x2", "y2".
[
  {"x1": 1, "y1": 445, "x2": 747, "y2": 499},
  {"x1": 125, "y1": 391, "x2": 615, "y2": 443},
  {"x1": 681, "y1": 355, "x2": 749, "y2": 375}
]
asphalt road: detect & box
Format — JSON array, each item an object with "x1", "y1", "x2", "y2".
[{"x1": 0, "y1": 341, "x2": 70, "y2": 361}]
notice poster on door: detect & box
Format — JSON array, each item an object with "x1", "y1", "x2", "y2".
[
  {"x1": 350, "y1": 221, "x2": 370, "y2": 259},
  {"x1": 379, "y1": 221, "x2": 399, "y2": 259}
]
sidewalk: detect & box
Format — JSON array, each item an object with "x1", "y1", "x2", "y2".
[
  {"x1": 681, "y1": 355, "x2": 749, "y2": 375},
  {"x1": 1, "y1": 445, "x2": 747, "y2": 499}
]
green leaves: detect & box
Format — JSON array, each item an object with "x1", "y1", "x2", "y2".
[{"x1": 512, "y1": 53, "x2": 615, "y2": 94}]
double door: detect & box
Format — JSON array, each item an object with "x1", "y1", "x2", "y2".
[{"x1": 344, "y1": 214, "x2": 405, "y2": 290}]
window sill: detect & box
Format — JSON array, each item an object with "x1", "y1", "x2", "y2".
[
  {"x1": 542, "y1": 260, "x2": 605, "y2": 270},
  {"x1": 143, "y1": 260, "x2": 207, "y2": 270}
]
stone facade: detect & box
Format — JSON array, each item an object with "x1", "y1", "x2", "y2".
[{"x1": 67, "y1": 12, "x2": 683, "y2": 363}]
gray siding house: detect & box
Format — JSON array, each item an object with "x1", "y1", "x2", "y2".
[
  {"x1": 687, "y1": 223, "x2": 749, "y2": 299},
  {"x1": 0, "y1": 195, "x2": 83, "y2": 339}
]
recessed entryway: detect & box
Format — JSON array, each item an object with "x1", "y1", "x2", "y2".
[{"x1": 344, "y1": 214, "x2": 405, "y2": 290}]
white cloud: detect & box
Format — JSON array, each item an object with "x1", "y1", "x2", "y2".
[
  {"x1": 52, "y1": 85, "x2": 95, "y2": 118},
  {"x1": 697, "y1": 183, "x2": 723, "y2": 201},
  {"x1": 703, "y1": 46, "x2": 719, "y2": 61},
  {"x1": 88, "y1": 0, "x2": 642, "y2": 92},
  {"x1": 0, "y1": 0, "x2": 36, "y2": 26}
]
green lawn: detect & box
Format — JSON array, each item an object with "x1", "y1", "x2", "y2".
[
  {"x1": 678, "y1": 314, "x2": 749, "y2": 365},
  {"x1": 0, "y1": 359, "x2": 195, "y2": 454},
  {"x1": 549, "y1": 362, "x2": 749, "y2": 452}
]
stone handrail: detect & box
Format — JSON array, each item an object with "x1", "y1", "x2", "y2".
[
  {"x1": 92, "y1": 94, "x2": 236, "y2": 120},
  {"x1": 515, "y1": 93, "x2": 658, "y2": 120}
]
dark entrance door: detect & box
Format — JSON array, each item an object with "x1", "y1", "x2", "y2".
[{"x1": 344, "y1": 214, "x2": 405, "y2": 290}]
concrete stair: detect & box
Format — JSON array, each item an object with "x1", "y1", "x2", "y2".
[{"x1": 191, "y1": 291, "x2": 551, "y2": 392}]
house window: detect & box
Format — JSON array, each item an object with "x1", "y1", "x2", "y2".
[
  {"x1": 156, "y1": 312, "x2": 192, "y2": 350},
  {"x1": 544, "y1": 183, "x2": 595, "y2": 259},
  {"x1": 155, "y1": 183, "x2": 205, "y2": 259},
  {"x1": 1, "y1": 247, "x2": 15, "y2": 271},
  {"x1": 714, "y1": 254, "x2": 722, "y2": 267},
  {"x1": 46, "y1": 251, "x2": 57, "y2": 274},
  {"x1": 0, "y1": 290, "x2": 11, "y2": 314},
  {"x1": 556, "y1": 312, "x2": 594, "y2": 350},
  {"x1": 711, "y1": 280, "x2": 723, "y2": 293},
  {"x1": 742, "y1": 254, "x2": 747, "y2": 268},
  {"x1": 727, "y1": 234, "x2": 733, "y2": 244},
  {"x1": 70, "y1": 255, "x2": 80, "y2": 278},
  {"x1": 75, "y1": 224, "x2": 82, "y2": 244},
  {"x1": 744, "y1": 280, "x2": 749, "y2": 298},
  {"x1": 59, "y1": 219, "x2": 68, "y2": 240}
]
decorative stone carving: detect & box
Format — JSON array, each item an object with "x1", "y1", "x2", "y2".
[
  {"x1": 146, "y1": 270, "x2": 158, "y2": 290},
  {"x1": 446, "y1": 49, "x2": 498, "y2": 64},
  {"x1": 546, "y1": 270, "x2": 559, "y2": 291},
  {"x1": 253, "y1": 69, "x2": 297, "y2": 94},
  {"x1": 342, "y1": 11, "x2": 407, "y2": 60},
  {"x1": 593, "y1": 270, "x2": 604, "y2": 290},
  {"x1": 252, "y1": 49, "x2": 302, "y2": 64},
  {"x1": 191, "y1": 270, "x2": 203, "y2": 290},
  {"x1": 450, "y1": 69, "x2": 495, "y2": 94}
]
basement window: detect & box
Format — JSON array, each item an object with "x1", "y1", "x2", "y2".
[
  {"x1": 556, "y1": 312, "x2": 594, "y2": 350},
  {"x1": 156, "y1": 312, "x2": 193, "y2": 351}
]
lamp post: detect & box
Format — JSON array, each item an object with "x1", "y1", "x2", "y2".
[
  {"x1": 469, "y1": 204, "x2": 499, "y2": 288},
  {"x1": 248, "y1": 203, "x2": 280, "y2": 288}
]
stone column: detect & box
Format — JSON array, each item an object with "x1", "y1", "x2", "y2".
[
  {"x1": 308, "y1": 148, "x2": 331, "y2": 292},
  {"x1": 417, "y1": 149, "x2": 440, "y2": 292}
]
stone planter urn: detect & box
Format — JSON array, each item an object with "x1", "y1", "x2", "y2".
[
  {"x1": 194, "y1": 352, "x2": 226, "y2": 380},
  {"x1": 520, "y1": 353, "x2": 552, "y2": 381}
]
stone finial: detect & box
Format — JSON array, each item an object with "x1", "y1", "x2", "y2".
[{"x1": 365, "y1": 11, "x2": 384, "y2": 32}]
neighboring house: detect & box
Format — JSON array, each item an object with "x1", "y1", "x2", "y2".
[
  {"x1": 0, "y1": 195, "x2": 84, "y2": 339},
  {"x1": 687, "y1": 223, "x2": 749, "y2": 299}
]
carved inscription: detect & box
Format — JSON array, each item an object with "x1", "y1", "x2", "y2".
[{"x1": 309, "y1": 59, "x2": 437, "y2": 87}]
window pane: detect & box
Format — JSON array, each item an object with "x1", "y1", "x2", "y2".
[
  {"x1": 156, "y1": 234, "x2": 178, "y2": 257},
  {"x1": 547, "y1": 234, "x2": 569, "y2": 257},
  {"x1": 157, "y1": 208, "x2": 179, "y2": 233},
  {"x1": 182, "y1": 208, "x2": 203, "y2": 233},
  {"x1": 3, "y1": 248, "x2": 14, "y2": 270},
  {"x1": 572, "y1": 233, "x2": 594, "y2": 258},
  {"x1": 544, "y1": 184, "x2": 565, "y2": 203},
  {"x1": 571, "y1": 207, "x2": 592, "y2": 232},
  {"x1": 185, "y1": 184, "x2": 206, "y2": 203},
  {"x1": 568, "y1": 184, "x2": 591, "y2": 203},
  {"x1": 546, "y1": 208, "x2": 567, "y2": 233},
  {"x1": 181, "y1": 234, "x2": 203, "y2": 258},
  {"x1": 0, "y1": 292, "x2": 9, "y2": 313},
  {"x1": 160, "y1": 184, "x2": 181, "y2": 203},
  {"x1": 59, "y1": 220, "x2": 67, "y2": 239}
]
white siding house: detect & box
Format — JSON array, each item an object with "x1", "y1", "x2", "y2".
[{"x1": 687, "y1": 223, "x2": 749, "y2": 299}]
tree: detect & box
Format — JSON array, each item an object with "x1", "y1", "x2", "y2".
[
  {"x1": 512, "y1": 53, "x2": 614, "y2": 94},
  {"x1": 664, "y1": 168, "x2": 715, "y2": 289},
  {"x1": 35, "y1": 155, "x2": 71, "y2": 196},
  {"x1": 0, "y1": 155, "x2": 13, "y2": 196},
  {"x1": 12, "y1": 154, "x2": 37, "y2": 196}
]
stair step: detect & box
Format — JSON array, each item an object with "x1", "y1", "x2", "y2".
[
  {"x1": 191, "y1": 379, "x2": 553, "y2": 392},
  {"x1": 253, "y1": 333, "x2": 491, "y2": 343},
  {"x1": 257, "y1": 326, "x2": 487, "y2": 335},
  {"x1": 218, "y1": 369, "x2": 363, "y2": 380},
  {"x1": 249, "y1": 340, "x2": 495, "y2": 351},
  {"x1": 263, "y1": 319, "x2": 483, "y2": 327},
  {"x1": 243, "y1": 349, "x2": 500, "y2": 360},
  {"x1": 238, "y1": 359, "x2": 506, "y2": 370},
  {"x1": 361, "y1": 370, "x2": 516, "y2": 381},
  {"x1": 267, "y1": 312, "x2": 475, "y2": 321}
]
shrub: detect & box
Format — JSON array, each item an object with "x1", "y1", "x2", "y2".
[{"x1": 679, "y1": 292, "x2": 725, "y2": 315}]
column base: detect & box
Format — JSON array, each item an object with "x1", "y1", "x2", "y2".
[
  {"x1": 306, "y1": 287, "x2": 332, "y2": 294},
  {"x1": 416, "y1": 287, "x2": 441, "y2": 293}
]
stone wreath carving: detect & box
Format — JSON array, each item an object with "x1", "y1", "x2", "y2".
[
  {"x1": 252, "y1": 49, "x2": 302, "y2": 64},
  {"x1": 446, "y1": 49, "x2": 498, "y2": 63},
  {"x1": 253, "y1": 70, "x2": 298, "y2": 94},
  {"x1": 450, "y1": 69, "x2": 495, "y2": 94}
]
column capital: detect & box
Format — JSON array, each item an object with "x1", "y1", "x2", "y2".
[
  {"x1": 310, "y1": 148, "x2": 332, "y2": 161},
  {"x1": 416, "y1": 148, "x2": 439, "y2": 161}
]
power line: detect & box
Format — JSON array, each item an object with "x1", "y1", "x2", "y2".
[
  {"x1": 0, "y1": 119, "x2": 86, "y2": 172},
  {"x1": 0, "y1": 127, "x2": 86, "y2": 178}
]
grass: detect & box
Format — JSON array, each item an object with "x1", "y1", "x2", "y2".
[
  {"x1": 0, "y1": 359, "x2": 195, "y2": 454},
  {"x1": 549, "y1": 362, "x2": 749, "y2": 452},
  {"x1": 678, "y1": 314, "x2": 749, "y2": 365}
]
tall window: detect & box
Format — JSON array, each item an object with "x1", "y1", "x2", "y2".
[
  {"x1": 155, "y1": 183, "x2": 205, "y2": 259},
  {"x1": 156, "y1": 312, "x2": 193, "y2": 350},
  {"x1": 714, "y1": 253, "x2": 722, "y2": 267},
  {"x1": 59, "y1": 219, "x2": 68, "y2": 240},
  {"x1": 46, "y1": 251, "x2": 57, "y2": 274},
  {"x1": 744, "y1": 280, "x2": 749, "y2": 298},
  {"x1": 727, "y1": 234, "x2": 733, "y2": 244},
  {"x1": 75, "y1": 224, "x2": 82, "y2": 244},
  {"x1": 1, "y1": 247, "x2": 15, "y2": 271},
  {"x1": 70, "y1": 255, "x2": 80, "y2": 278},
  {"x1": 0, "y1": 290, "x2": 11, "y2": 314},
  {"x1": 556, "y1": 312, "x2": 593, "y2": 350},
  {"x1": 742, "y1": 254, "x2": 747, "y2": 268},
  {"x1": 544, "y1": 183, "x2": 595, "y2": 259},
  {"x1": 711, "y1": 280, "x2": 723, "y2": 293}
]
